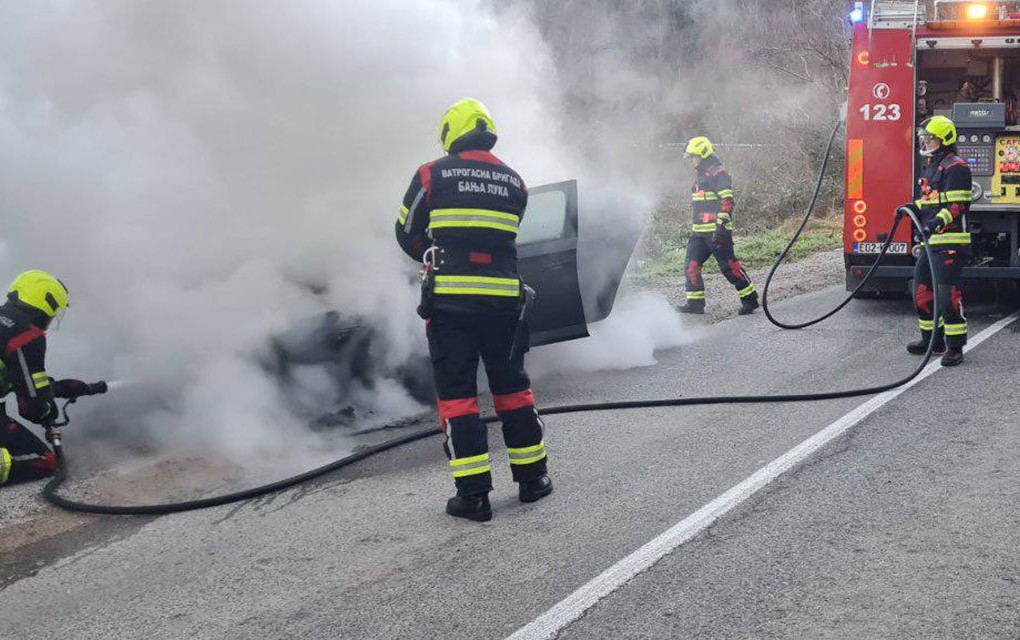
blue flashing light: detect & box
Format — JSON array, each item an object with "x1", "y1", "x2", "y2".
[{"x1": 849, "y1": 2, "x2": 865, "y2": 23}]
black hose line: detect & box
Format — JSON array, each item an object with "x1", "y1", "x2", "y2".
[{"x1": 43, "y1": 118, "x2": 942, "y2": 516}]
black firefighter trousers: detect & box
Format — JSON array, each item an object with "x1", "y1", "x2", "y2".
[
  {"x1": 1, "y1": 403, "x2": 57, "y2": 487},
  {"x1": 426, "y1": 310, "x2": 547, "y2": 496},
  {"x1": 683, "y1": 233, "x2": 756, "y2": 303},
  {"x1": 913, "y1": 248, "x2": 968, "y2": 348}
]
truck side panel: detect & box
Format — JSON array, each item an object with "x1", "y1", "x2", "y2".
[{"x1": 845, "y1": 25, "x2": 916, "y2": 257}]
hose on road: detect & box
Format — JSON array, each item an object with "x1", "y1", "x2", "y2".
[{"x1": 43, "y1": 117, "x2": 943, "y2": 515}]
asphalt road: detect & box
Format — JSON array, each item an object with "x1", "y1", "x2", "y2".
[{"x1": 1, "y1": 287, "x2": 1017, "y2": 639}]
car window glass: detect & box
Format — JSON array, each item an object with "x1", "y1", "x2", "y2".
[{"x1": 518, "y1": 189, "x2": 571, "y2": 245}]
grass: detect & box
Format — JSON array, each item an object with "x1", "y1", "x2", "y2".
[{"x1": 633, "y1": 215, "x2": 843, "y2": 280}]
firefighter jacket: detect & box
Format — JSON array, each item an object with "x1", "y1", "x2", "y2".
[
  {"x1": 0, "y1": 301, "x2": 57, "y2": 424},
  {"x1": 690, "y1": 155, "x2": 735, "y2": 236},
  {"x1": 914, "y1": 149, "x2": 972, "y2": 251},
  {"x1": 396, "y1": 149, "x2": 528, "y2": 315}
]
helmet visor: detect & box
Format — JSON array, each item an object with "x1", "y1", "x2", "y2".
[
  {"x1": 917, "y1": 129, "x2": 937, "y2": 144},
  {"x1": 49, "y1": 305, "x2": 68, "y2": 332}
]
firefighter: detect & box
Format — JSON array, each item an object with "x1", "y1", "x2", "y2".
[
  {"x1": 675, "y1": 136, "x2": 759, "y2": 315},
  {"x1": 0, "y1": 270, "x2": 96, "y2": 487},
  {"x1": 905, "y1": 115, "x2": 971, "y2": 366},
  {"x1": 395, "y1": 98, "x2": 551, "y2": 522}
]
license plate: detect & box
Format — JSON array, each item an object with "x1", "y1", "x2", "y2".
[{"x1": 853, "y1": 242, "x2": 907, "y2": 254}]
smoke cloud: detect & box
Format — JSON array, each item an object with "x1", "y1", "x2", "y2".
[{"x1": 0, "y1": 1, "x2": 692, "y2": 482}]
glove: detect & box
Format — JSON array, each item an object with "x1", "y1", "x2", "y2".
[
  {"x1": 712, "y1": 225, "x2": 729, "y2": 245},
  {"x1": 922, "y1": 218, "x2": 944, "y2": 238},
  {"x1": 18, "y1": 397, "x2": 58, "y2": 425},
  {"x1": 51, "y1": 379, "x2": 108, "y2": 399},
  {"x1": 51, "y1": 379, "x2": 87, "y2": 398}
]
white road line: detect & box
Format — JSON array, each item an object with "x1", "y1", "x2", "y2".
[{"x1": 507, "y1": 311, "x2": 1020, "y2": 640}]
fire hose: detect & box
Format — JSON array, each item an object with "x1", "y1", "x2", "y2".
[{"x1": 42, "y1": 118, "x2": 946, "y2": 516}]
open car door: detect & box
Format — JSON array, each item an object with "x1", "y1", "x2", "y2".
[{"x1": 518, "y1": 180, "x2": 588, "y2": 346}]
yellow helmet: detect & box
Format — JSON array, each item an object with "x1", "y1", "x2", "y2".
[
  {"x1": 684, "y1": 136, "x2": 714, "y2": 160},
  {"x1": 919, "y1": 115, "x2": 957, "y2": 146},
  {"x1": 8, "y1": 270, "x2": 69, "y2": 319},
  {"x1": 439, "y1": 98, "x2": 497, "y2": 152}
]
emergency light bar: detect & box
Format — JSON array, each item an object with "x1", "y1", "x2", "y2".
[
  {"x1": 930, "y1": 0, "x2": 1020, "y2": 25},
  {"x1": 967, "y1": 3, "x2": 990, "y2": 19},
  {"x1": 849, "y1": 1, "x2": 865, "y2": 23}
]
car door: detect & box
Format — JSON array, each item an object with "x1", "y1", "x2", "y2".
[{"x1": 518, "y1": 180, "x2": 591, "y2": 346}]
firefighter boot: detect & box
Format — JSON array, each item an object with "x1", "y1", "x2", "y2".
[
  {"x1": 518, "y1": 475, "x2": 553, "y2": 503},
  {"x1": 738, "y1": 292, "x2": 760, "y2": 316},
  {"x1": 446, "y1": 493, "x2": 492, "y2": 522},
  {"x1": 941, "y1": 347, "x2": 964, "y2": 367},
  {"x1": 676, "y1": 299, "x2": 705, "y2": 314},
  {"x1": 0, "y1": 448, "x2": 10, "y2": 486},
  {"x1": 906, "y1": 331, "x2": 946, "y2": 355}
]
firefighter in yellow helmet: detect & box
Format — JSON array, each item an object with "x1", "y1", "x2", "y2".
[
  {"x1": 905, "y1": 115, "x2": 971, "y2": 366},
  {"x1": 1, "y1": 271, "x2": 104, "y2": 487},
  {"x1": 676, "y1": 136, "x2": 759, "y2": 315},
  {"x1": 395, "y1": 98, "x2": 551, "y2": 522}
]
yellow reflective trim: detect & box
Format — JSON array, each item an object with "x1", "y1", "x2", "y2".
[
  {"x1": 508, "y1": 441, "x2": 545, "y2": 455},
  {"x1": 451, "y1": 464, "x2": 492, "y2": 478},
  {"x1": 435, "y1": 275, "x2": 518, "y2": 285},
  {"x1": 398, "y1": 205, "x2": 409, "y2": 225},
  {"x1": 738, "y1": 284, "x2": 756, "y2": 297},
  {"x1": 449, "y1": 452, "x2": 491, "y2": 478},
  {"x1": 510, "y1": 453, "x2": 547, "y2": 466},
  {"x1": 691, "y1": 224, "x2": 717, "y2": 233},
  {"x1": 944, "y1": 323, "x2": 967, "y2": 336},
  {"x1": 686, "y1": 291, "x2": 706, "y2": 300},
  {"x1": 928, "y1": 233, "x2": 971, "y2": 245},
  {"x1": 1, "y1": 448, "x2": 11, "y2": 485},
  {"x1": 508, "y1": 440, "x2": 546, "y2": 465},
  {"x1": 32, "y1": 371, "x2": 49, "y2": 381},
  {"x1": 429, "y1": 209, "x2": 520, "y2": 234},
  {"x1": 434, "y1": 287, "x2": 520, "y2": 297},
  {"x1": 936, "y1": 209, "x2": 953, "y2": 225},
  {"x1": 717, "y1": 189, "x2": 734, "y2": 198},
  {"x1": 717, "y1": 212, "x2": 731, "y2": 221},
  {"x1": 430, "y1": 220, "x2": 518, "y2": 233},
  {"x1": 450, "y1": 452, "x2": 489, "y2": 467},
  {"x1": 919, "y1": 319, "x2": 935, "y2": 330},
  {"x1": 434, "y1": 275, "x2": 520, "y2": 297},
  {"x1": 943, "y1": 190, "x2": 971, "y2": 202},
  {"x1": 431, "y1": 209, "x2": 519, "y2": 222}
]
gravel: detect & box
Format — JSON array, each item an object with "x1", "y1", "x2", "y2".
[{"x1": 636, "y1": 248, "x2": 844, "y2": 324}]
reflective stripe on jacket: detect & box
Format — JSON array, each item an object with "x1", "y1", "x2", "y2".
[
  {"x1": 690, "y1": 156, "x2": 735, "y2": 235},
  {"x1": 915, "y1": 151, "x2": 972, "y2": 251},
  {"x1": 396, "y1": 149, "x2": 528, "y2": 314}
]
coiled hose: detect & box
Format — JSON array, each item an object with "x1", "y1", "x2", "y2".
[{"x1": 43, "y1": 118, "x2": 942, "y2": 515}]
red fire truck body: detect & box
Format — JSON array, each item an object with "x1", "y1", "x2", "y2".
[{"x1": 845, "y1": 0, "x2": 1020, "y2": 294}]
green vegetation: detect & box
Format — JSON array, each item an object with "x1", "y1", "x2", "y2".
[{"x1": 634, "y1": 209, "x2": 842, "y2": 280}]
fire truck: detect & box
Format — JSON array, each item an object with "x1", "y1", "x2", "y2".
[{"x1": 845, "y1": 0, "x2": 1020, "y2": 296}]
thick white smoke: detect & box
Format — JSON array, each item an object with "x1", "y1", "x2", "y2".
[{"x1": 0, "y1": 1, "x2": 687, "y2": 479}]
